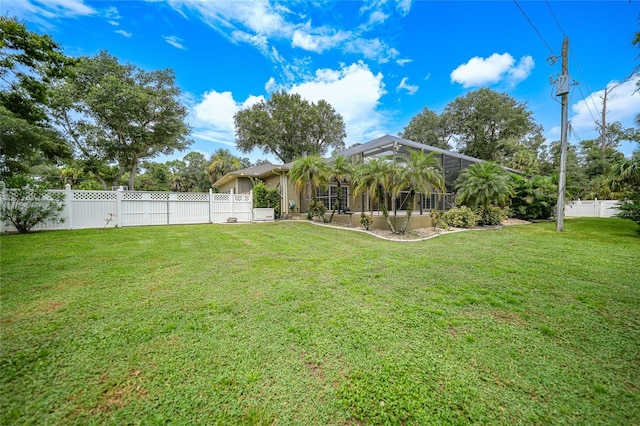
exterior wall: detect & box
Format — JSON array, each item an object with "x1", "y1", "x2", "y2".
[
  {"x1": 237, "y1": 177, "x2": 253, "y2": 193},
  {"x1": 216, "y1": 180, "x2": 236, "y2": 193},
  {"x1": 331, "y1": 212, "x2": 433, "y2": 230}
]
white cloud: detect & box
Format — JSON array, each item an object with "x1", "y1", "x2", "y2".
[
  {"x1": 290, "y1": 62, "x2": 388, "y2": 144},
  {"x1": 570, "y1": 76, "x2": 640, "y2": 138},
  {"x1": 167, "y1": 1, "x2": 404, "y2": 76},
  {"x1": 115, "y1": 30, "x2": 132, "y2": 38},
  {"x1": 344, "y1": 38, "x2": 399, "y2": 64},
  {"x1": 103, "y1": 6, "x2": 120, "y2": 26},
  {"x1": 507, "y1": 56, "x2": 535, "y2": 87},
  {"x1": 450, "y1": 53, "x2": 534, "y2": 88},
  {"x1": 396, "y1": 58, "x2": 412, "y2": 66},
  {"x1": 189, "y1": 90, "x2": 266, "y2": 147},
  {"x1": 188, "y1": 62, "x2": 389, "y2": 154},
  {"x1": 167, "y1": 0, "x2": 292, "y2": 39},
  {"x1": 368, "y1": 11, "x2": 389, "y2": 25},
  {"x1": 163, "y1": 35, "x2": 186, "y2": 50},
  {"x1": 397, "y1": 77, "x2": 419, "y2": 95},
  {"x1": 3, "y1": 0, "x2": 96, "y2": 28},
  {"x1": 291, "y1": 28, "x2": 350, "y2": 53}
]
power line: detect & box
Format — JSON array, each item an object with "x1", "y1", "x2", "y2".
[
  {"x1": 544, "y1": 0, "x2": 600, "y2": 121},
  {"x1": 513, "y1": 0, "x2": 558, "y2": 62},
  {"x1": 544, "y1": 0, "x2": 566, "y2": 37}
]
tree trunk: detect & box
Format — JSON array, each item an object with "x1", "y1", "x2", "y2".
[
  {"x1": 399, "y1": 191, "x2": 415, "y2": 234},
  {"x1": 379, "y1": 190, "x2": 395, "y2": 233},
  {"x1": 128, "y1": 156, "x2": 138, "y2": 190},
  {"x1": 328, "y1": 183, "x2": 341, "y2": 223}
]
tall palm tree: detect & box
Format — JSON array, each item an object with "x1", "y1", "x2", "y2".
[
  {"x1": 352, "y1": 157, "x2": 397, "y2": 233},
  {"x1": 395, "y1": 150, "x2": 445, "y2": 234},
  {"x1": 455, "y1": 161, "x2": 513, "y2": 210},
  {"x1": 326, "y1": 154, "x2": 353, "y2": 223},
  {"x1": 289, "y1": 154, "x2": 329, "y2": 206}
]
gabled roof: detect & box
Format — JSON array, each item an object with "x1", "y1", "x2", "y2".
[{"x1": 213, "y1": 162, "x2": 292, "y2": 188}]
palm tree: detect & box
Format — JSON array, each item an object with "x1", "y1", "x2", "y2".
[
  {"x1": 207, "y1": 149, "x2": 243, "y2": 186},
  {"x1": 289, "y1": 154, "x2": 329, "y2": 207},
  {"x1": 395, "y1": 150, "x2": 445, "y2": 234},
  {"x1": 455, "y1": 161, "x2": 513, "y2": 210},
  {"x1": 326, "y1": 154, "x2": 353, "y2": 223},
  {"x1": 352, "y1": 157, "x2": 397, "y2": 233}
]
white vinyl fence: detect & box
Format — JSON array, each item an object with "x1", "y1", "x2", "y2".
[
  {"x1": 0, "y1": 185, "x2": 253, "y2": 233},
  {"x1": 564, "y1": 199, "x2": 621, "y2": 218}
]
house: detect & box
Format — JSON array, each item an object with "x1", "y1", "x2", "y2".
[{"x1": 213, "y1": 134, "x2": 516, "y2": 220}]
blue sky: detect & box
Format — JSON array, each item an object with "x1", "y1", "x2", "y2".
[{"x1": 3, "y1": 0, "x2": 639, "y2": 163}]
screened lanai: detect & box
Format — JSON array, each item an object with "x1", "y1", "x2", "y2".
[{"x1": 334, "y1": 134, "x2": 517, "y2": 213}]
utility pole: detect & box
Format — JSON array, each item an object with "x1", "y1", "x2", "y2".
[
  {"x1": 556, "y1": 36, "x2": 569, "y2": 232},
  {"x1": 600, "y1": 87, "x2": 609, "y2": 161}
]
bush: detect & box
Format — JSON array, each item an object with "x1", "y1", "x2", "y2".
[
  {"x1": 360, "y1": 213, "x2": 372, "y2": 230},
  {"x1": 0, "y1": 175, "x2": 65, "y2": 234},
  {"x1": 478, "y1": 206, "x2": 509, "y2": 226},
  {"x1": 306, "y1": 200, "x2": 327, "y2": 222},
  {"x1": 616, "y1": 190, "x2": 640, "y2": 235},
  {"x1": 252, "y1": 180, "x2": 281, "y2": 219},
  {"x1": 433, "y1": 206, "x2": 479, "y2": 229},
  {"x1": 510, "y1": 175, "x2": 556, "y2": 220}
]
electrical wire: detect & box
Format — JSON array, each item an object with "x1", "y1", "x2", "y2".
[
  {"x1": 544, "y1": 0, "x2": 566, "y2": 37},
  {"x1": 513, "y1": 0, "x2": 558, "y2": 60},
  {"x1": 544, "y1": 0, "x2": 600, "y2": 131}
]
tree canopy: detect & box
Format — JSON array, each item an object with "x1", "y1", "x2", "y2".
[
  {"x1": 399, "y1": 107, "x2": 452, "y2": 150},
  {"x1": 234, "y1": 91, "x2": 346, "y2": 163},
  {"x1": 0, "y1": 17, "x2": 73, "y2": 176},
  {"x1": 48, "y1": 51, "x2": 192, "y2": 189},
  {"x1": 443, "y1": 88, "x2": 539, "y2": 162}
]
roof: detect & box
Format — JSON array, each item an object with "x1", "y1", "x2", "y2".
[
  {"x1": 212, "y1": 162, "x2": 292, "y2": 188},
  {"x1": 340, "y1": 134, "x2": 482, "y2": 163},
  {"x1": 214, "y1": 135, "x2": 521, "y2": 188},
  {"x1": 338, "y1": 134, "x2": 521, "y2": 174}
]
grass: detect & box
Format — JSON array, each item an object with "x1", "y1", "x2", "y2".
[{"x1": 1, "y1": 218, "x2": 639, "y2": 425}]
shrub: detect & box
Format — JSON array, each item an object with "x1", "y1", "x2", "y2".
[
  {"x1": 434, "y1": 206, "x2": 479, "y2": 229},
  {"x1": 252, "y1": 180, "x2": 281, "y2": 219},
  {"x1": 360, "y1": 213, "x2": 372, "y2": 230},
  {"x1": 616, "y1": 190, "x2": 640, "y2": 235},
  {"x1": 478, "y1": 206, "x2": 509, "y2": 226},
  {"x1": 510, "y1": 174, "x2": 556, "y2": 220},
  {"x1": 0, "y1": 175, "x2": 65, "y2": 234},
  {"x1": 306, "y1": 200, "x2": 327, "y2": 222}
]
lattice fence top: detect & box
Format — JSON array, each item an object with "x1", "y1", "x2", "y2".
[
  {"x1": 234, "y1": 194, "x2": 252, "y2": 202},
  {"x1": 150, "y1": 193, "x2": 170, "y2": 200},
  {"x1": 177, "y1": 193, "x2": 209, "y2": 201},
  {"x1": 212, "y1": 193, "x2": 232, "y2": 202},
  {"x1": 122, "y1": 192, "x2": 143, "y2": 200},
  {"x1": 72, "y1": 191, "x2": 118, "y2": 200}
]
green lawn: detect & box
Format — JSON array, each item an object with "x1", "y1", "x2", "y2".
[{"x1": 1, "y1": 218, "x2": 639, "y2": 425}]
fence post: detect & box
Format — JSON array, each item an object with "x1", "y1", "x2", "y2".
[
  {"x1": 117, "y1": 186, "x2": 124, "y2": 227},
  {"x1": 65, "y1": 184, "x2": 72, "y2": 229},
  {"x1": 594, "y1": 197, "x2": 599, "y2": 218},
  {"x1": 0, "y1": 182, "x2": 5, "y2": 234},
  {"x1": 249, "y1": 190, "x2": 254, "y2": 221},
  {"x1": 230, "y1": 188, "x2": 235, "y2": 218},
  {"x1": 208, "y1": 188, "x2": 213, "y2": 223}
]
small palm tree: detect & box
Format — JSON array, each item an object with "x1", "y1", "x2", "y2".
[
  {"x1": 326, "y1": 154, "x2": 353, "y2": 223},
  {"x1": 455, "y1": 161, "x2": 513, "y2": 210},
  {"x1": 395, "y1": 150, "x2": 445, "y2": 234},
  {"x1": 289, "y1": 154, "x2": 329, "y2": 206},
  {"x1": 352, "y1": 157, "x2": 396, "y2": 233},
  {"x1": 207, "y1": 148, "x2": 243, "y2": 186}
]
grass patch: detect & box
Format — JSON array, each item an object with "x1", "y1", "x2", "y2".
[{"x1": 1, "y1": 218, "x2": 639, "y2": 424}]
